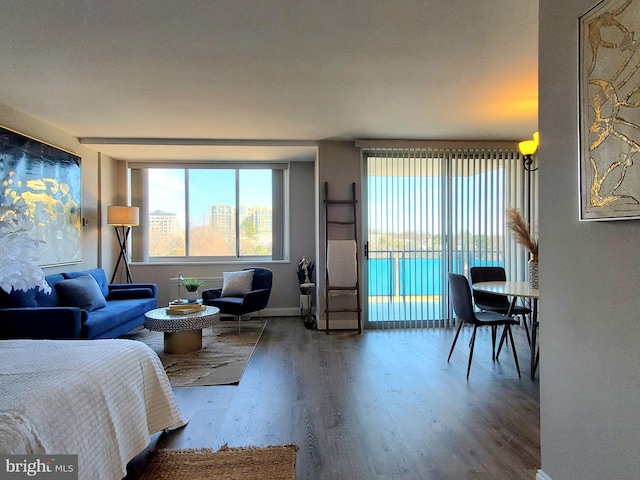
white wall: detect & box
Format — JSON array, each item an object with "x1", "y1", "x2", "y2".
[{"x1": 539, "y1": 2, "x2": 640, "y2": 479}]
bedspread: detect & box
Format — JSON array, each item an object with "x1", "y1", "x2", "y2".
[{"x1": 0, "y1": 339, "x2": 188, "y2": 480}]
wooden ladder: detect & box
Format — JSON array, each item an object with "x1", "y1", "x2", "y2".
[{"x1": 324, "y1": 182, "x2": 362, "y2": 334}]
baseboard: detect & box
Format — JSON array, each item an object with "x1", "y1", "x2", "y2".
[
  {"x1": 262, "y1": 307, "x2": 300, "y2": 317},
  {"x1": 217, "y1": 307, "x2": 300, "y2": 320},
  {"x1": 537, "y1": 470, "x2": 552, "y2": 480},
  {"x1": 217, "y1": 308, "x2": 356, "y2": 326},
  {"x1": 315, "y1": 317, "x2": 359, "y2": 331}
]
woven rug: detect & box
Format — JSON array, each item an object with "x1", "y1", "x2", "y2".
[
  {"x1": 124, "y1": 319, "x2": 265, "y2": 386},
  {"x1": 140, "y1": 444, "x2": 298, "y2": 480}
]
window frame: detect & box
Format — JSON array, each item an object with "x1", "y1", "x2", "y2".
[{"x1": 129, "y1": 162, "x2": 288, "y2": 263}]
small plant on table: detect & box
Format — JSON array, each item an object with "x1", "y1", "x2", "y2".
[{"x1": 181, "y1": 278, "x2": 204, "y2": 292}]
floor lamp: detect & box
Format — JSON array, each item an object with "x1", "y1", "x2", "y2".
[
  {"x1": 107, "y1": 205, "x2": 139, "y2": 284},
  {"x1": 518, "y1": 132, "x2": 539, "y2": 227}
]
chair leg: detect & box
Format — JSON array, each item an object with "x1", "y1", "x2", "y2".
[
  {"x1": 496, "y1": 327, "x2": 507, "y2": 359},
  {"x1": 447, "y1": 320, "x2": 464, "y2": 362},
  {"x1": 467, "y1": 326, "x2": 478, "y2": 380},
  {"x1": 505, "y1": 325, "x2": 521, "y2": 378},
  {"x1": 491, "y1": 325, "x2": 497, "y2": 360},
  {"x1": 237, "y1": 315, "x2": 241, "y2": 334},
  {"x1": 522, "y1": 313, "x2": 531, "y2": 346}
]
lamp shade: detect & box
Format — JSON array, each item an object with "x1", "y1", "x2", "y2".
[
  {"x1": 533, "y1": 131, "x2": 539, "y2": 146},
  {"x1": 518, "y1": 139, "x2": 538, "y2": 156},
  {"x1": 107, "y1": 206, "x2": 139, "y2": 226}
]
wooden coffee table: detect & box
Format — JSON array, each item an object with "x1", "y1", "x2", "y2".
[{"x1": 144, "y1": 305, "x2": 220, "y2": 354}]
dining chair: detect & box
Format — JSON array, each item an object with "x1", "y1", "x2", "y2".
[
  {"x1": 447, "y1": 273, "x2": 521, "y2": 379},
  {"x1": 469, "y1": 266, "x2": 532, "y2": 346}
]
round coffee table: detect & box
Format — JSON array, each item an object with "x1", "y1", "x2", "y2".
[{"x1": 144, "y1": 305, "x2": 220, "y2": 354}]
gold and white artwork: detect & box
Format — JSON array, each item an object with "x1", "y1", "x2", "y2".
[{"x1": 580, "y1": 0, "x2": 640, "y2": 220}]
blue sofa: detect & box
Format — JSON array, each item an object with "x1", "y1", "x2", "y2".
[{"x1": 0, "y1": 268, "x2": 157, "y2": 340}]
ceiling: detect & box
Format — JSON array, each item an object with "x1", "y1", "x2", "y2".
[{"x1": 0, "y1": 1, "x2": 538, "y2": 162}]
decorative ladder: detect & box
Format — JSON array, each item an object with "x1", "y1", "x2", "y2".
[{"x1": 324, "y1": 182, "x2": 362, "y2": 334}]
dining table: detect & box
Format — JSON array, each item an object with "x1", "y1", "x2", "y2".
[{"x1": 472, "y1": 280, "x2": 540, "y2": 379}]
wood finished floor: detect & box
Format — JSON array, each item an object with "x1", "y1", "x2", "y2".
[{"x1": 129, "y1": 317, "x2": 540, "y2": 480}]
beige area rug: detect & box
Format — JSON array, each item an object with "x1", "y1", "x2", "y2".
[
  {"x1": 124, "y1": 320, "x2": 265, "y2": 386},
  {"x1": 140, "y1": 444, "x2": 298, "y2": 480}
]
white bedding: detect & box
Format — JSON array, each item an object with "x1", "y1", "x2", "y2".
[{"x1": 0, "y1": 339, "x2": 188, "y2": 480}]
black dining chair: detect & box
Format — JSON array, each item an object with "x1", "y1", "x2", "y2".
[
  {"x1": 447, "y1": 272, "x2": 521, "y2": 379},
  {"x1": 469, "y1": 266, "x2": 532, "y2": 346}
]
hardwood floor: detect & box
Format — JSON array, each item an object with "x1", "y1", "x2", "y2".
[{"x1": 130, "y1": 317, "x2": 540, "y2": 480}]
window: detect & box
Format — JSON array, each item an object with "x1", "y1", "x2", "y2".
[
  {"x1": 132, "y1": 164, "x2": 286, "y2": 261},
  {"x1": 364, "y1": 147, "x2": 527, "y2": 329}
]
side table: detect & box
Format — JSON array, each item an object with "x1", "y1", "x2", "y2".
[
  {"x1": 144, "y1": 305, "x2": 220, "y2": 354},
  {"x1": 300, "y1": 282, "x2": 315, "y2": 329}
]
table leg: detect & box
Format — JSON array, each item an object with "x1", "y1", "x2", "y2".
[
  {"x1": 530, "y1": 299, "x2": 538, "y2": 380},
  {"x1": 164, "y1": 329, "x2": 203, "y2": 354}
]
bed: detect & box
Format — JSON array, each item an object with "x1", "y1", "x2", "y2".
[{"x1": 0, "y1": 339, "x2": 188, "y2": 480}]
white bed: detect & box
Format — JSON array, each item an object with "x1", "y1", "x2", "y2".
[{"x1": 0, "y1": 339, "x2": 188, "y2": 480}]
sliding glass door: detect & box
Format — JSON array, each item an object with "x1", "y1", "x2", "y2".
[{"x1": 364, "y1": 147, "x2": 526, "y2": 329}]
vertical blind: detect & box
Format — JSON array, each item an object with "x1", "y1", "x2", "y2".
[{"x1": 364, "y1": 146, "x2": 534, "y2": 329}]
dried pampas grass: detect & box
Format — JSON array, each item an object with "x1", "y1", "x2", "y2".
[{"x1": 506, "y1": 208, "x2": 538, "y2": 261}]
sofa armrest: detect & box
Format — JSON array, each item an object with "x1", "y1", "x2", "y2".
[
  {"x1": 107, "y1": 283, "x2": 157, "y2": 300},
  {"x1": 202, "y1": 288, "x2": 222, "y2": 303},
  {"x1": 0, "y1": 307, "x2": 84, "y2": 339}
]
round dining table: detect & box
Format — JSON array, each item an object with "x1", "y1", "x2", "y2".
[{"x1": 472, "y1": 281, "x2": 539, "y2": 379}]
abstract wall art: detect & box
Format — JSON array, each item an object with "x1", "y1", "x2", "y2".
[
  {"x1": 0, "y1": 126, "x2": 82, "y2": 265},
  {"x1": 580, "y1": 0, "x2": 640, "y2": 220}
]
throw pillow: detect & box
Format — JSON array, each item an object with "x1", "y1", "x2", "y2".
[
  {"x1": 56, "y1": 274, "x2": 107, "y2": 312},
  {"x1": 221, "y1": 269, "x2": 255, "y2": 297},
  {"x1": 63, "y1": 268, "x2": 109, "y2": 298}
]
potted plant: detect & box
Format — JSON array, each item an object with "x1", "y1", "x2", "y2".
[
  {"x1": 506, "y1": 208, "x2": 539, "y2": 288},
  {"x1": 181, "y1": 277, "x2": 204, "y2": 302}
]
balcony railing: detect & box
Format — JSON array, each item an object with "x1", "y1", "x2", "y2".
[{"x1": 366, "y1": 248, "x2": 503, "y2": 325}]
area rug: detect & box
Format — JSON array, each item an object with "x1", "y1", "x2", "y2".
[
  {"x1": 124, "y1": 320, "x2": 265, "y2": 386},
  {"x1": 140, "y1": 444, "x2": 298, "y2": 480}
]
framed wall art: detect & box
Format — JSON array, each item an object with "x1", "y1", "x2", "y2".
[
  {"x1": 579, "y1": 0, "x2": 640, "y2": 220},
  {"x1": 0, "y1": 125, "x2": 82, "y2": 266}
]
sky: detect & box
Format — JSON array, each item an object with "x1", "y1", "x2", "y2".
[
  {"x1": 367, "y1": 171, "x2": 505, "y2": 235},
  {"x1": 148, "y1": 165, "x2": 504, "y2": 234},
  {"x1": 148, "y1": 168, "x2": 272, "y2": 225}
]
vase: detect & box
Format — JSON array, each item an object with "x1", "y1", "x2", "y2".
[
  {"x1": 528, "y1": 259, "x2": 539, "y2": 289},
  {"x1": 186, "y1": 290, "x2": 198, "y2": 302}
]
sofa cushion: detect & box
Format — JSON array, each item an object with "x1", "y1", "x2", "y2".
[
  {"x1": 37, "y1": 273, "x2": 65, "y2": 306},
  {"x1": 63, "y1": 268, "x2": 109, "y2": 298},
  {"x1": 56, "y1": 275, "x2": 107, "y2": 312},
  {"x1": 82, "y1": 297, "x2": 156, "y2": 338},
  {"x1": 0, "y1": 273, "x2": 63, "y2": 308},
  {"x1": 221, "y1": 269, "x2": 254, "y2": 297},
  {"x1": 108, "y1": 288, "x2": 154, "y2": 300},
  {"x1": 0, "y1": 287, "x2": 37, "y2": 307}
]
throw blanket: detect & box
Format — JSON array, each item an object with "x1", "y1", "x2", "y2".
[
  {"x1": 327, "y1": 239, "x2": 358, "y2": 292},
  {"x1": 0, "y1": 339, "x2": 188, "y2": 480}
]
